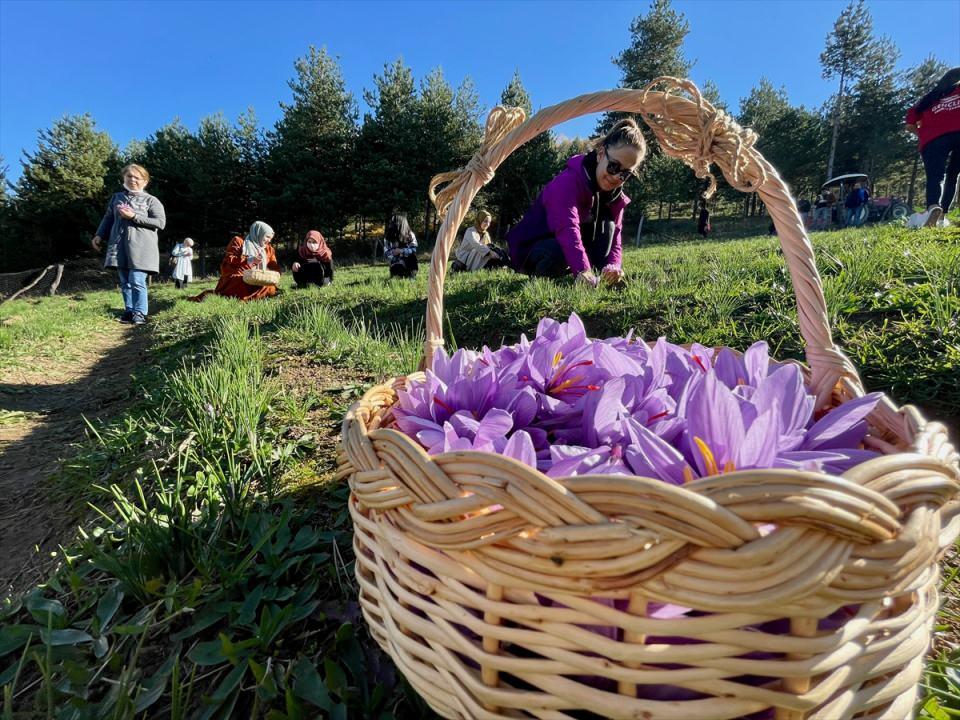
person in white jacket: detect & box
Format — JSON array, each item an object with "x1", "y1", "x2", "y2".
[
  {"x1": 452, "y1": 211, "x2": 508, "y2": 272},
  {"x1": 170, "y1": 237, "x2": 194, "y2": 289}
]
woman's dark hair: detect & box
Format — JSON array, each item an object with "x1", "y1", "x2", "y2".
[
  {"x1": 386, "y1": 213, "x2": 413, "y2": 244},
  {"x1": 914, "y1": 67, "x2": 960, "y2": 114}
]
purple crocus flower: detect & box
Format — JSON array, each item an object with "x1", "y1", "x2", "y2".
[
  {"x1": 679, "y1": 366, "x2": 882, "y2": 477},
  {"x1": 393, "y1": 313, "x2": 882, "y2": 484}
]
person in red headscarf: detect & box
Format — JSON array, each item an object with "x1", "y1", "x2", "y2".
[{"x1": 292, "y1": 230, "x2": 333, "y2": 287}]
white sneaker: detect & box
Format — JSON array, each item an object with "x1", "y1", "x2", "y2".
[
  {"x1": 907, "y1": 210, "x2": 929, "y2": 229},
  {"x1": 939, "y1": 217, "x2": 952, "y2": 228}
]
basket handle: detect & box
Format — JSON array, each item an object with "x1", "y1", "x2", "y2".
[{"x1": 423, "y1": 77, "x2": 864, "y2": 408}]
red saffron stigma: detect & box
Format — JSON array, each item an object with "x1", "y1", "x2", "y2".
[
  {"x1": 433, "y1": 396, "x2": 455, "y2": 414},
  {"x1": 692, "y1": 355, "x2": 707, "y2": 372}
]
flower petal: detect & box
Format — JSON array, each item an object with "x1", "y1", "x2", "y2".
[{"x1": 804, "y1": 393, "x2": 883, "y2": 449}]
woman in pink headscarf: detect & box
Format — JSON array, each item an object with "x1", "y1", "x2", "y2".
[{"x1": 292, "y1": 230, "x2": 333, "y2": 287}]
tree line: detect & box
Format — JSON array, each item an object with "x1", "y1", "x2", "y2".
[{"x1": 0, "y1": 0, "x2": 949, "y2": 272}]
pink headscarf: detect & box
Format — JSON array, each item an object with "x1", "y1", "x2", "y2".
[{"x1": 298, "y1": 230, "x2": 332, "y2": 263}]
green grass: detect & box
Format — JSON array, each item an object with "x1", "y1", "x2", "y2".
[
  {"x1": 1, "y1": 222, "x2": 958, "y2": 718},
  {"x1": 0, "y1": 291, "x2": 121, "y2": 368}
]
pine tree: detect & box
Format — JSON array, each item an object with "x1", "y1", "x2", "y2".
[
  {"x1": 738, "y1": 78, "x2": 790, "y2": 137},
  {"x1": 820, "y1": 0, "x2": 877, "y2": 180},
  {"x1": 135, "y1": 120, "x2": 202, "y2": 245},
  {"x1": 597, "y1": 0, "x2": 693, "y2": 134},
  {"x1": 0, "y1": 157, "x2": 8, "y2": 208},
  {"x1": 13, "y1": 114, "x2": 118, "y2": 264},
  {"x1": 233, "y1": 108, "x2": 267, "y2": 231},
  {"x1": 356, "y1": 58, "x2": 422, "y2": 234},
  {"x1": 417, "y1": 69, "x2": 482, "y2": 239},
  {"x1": 839, "y1": 37, "x2": 908, "y2": 180},
  {"x1": 489, "y1": 71, "x2": 558, "y2": 233},
  {"x1": 267, "y1": 46, "x2": 357, "y2": 247}
]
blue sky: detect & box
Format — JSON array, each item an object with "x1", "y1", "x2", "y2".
[{"x1": 1, "y1": 0, "x2": 957, "y2": 184}]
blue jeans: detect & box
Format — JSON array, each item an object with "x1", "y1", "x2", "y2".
[
  {"x1": 118, "y1": 268, "x2": 149, "y2": 316},
  {"x1": 844, "y1": 206, "x2": 866, "y2": 227}
]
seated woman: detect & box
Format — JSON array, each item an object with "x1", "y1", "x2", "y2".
[
  {"x1": 506, "y1": 119, "x2": 646, "y2": 287},
  {"x1": 190, "y1": 221, "x2": 280, "y2": 302},
  {"x1": 292, "y1": 230, "x2": 333, "y2": 287},
  {"x1": 452, "y1": 210, "x2": 508, "y2": 272},
  {"x1": 384, "y1": 213, "x2": 418, "y2": 278}
]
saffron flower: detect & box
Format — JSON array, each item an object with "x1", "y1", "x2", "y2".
[{"x1": 394, "y1": 314, "x2": 882, "y2": 481}]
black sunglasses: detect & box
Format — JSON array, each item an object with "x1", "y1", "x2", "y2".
[{"x1": 603, "y1": 145, "x2": 638, "y2": 181}]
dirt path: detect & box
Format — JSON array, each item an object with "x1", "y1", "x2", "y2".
[{"x1": 0, "y1": 324, "x2": 151, "y2": 596}]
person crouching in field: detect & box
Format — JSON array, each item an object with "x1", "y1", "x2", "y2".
[
  {"x1": 384, "y1": 213, "x2": 418, "y2": 278},
  {"x1": 451, "y1": 210, "x2": 508, "y2": 272},
  {"x1": 170, "y1": 238, "x2": 194, "y2": 289},
  {"x1": 506, "y1": 119, "x2": 646, "y2": 288},
  {"x1": 91, "y1": 163, "x2": 166, "y2": 325},
  {"x1": 190, "y1": 221, "x2": 280, "y2": 302},
  {"x1": 292, "y1": 230, "x2": 333, "y2": 287}
]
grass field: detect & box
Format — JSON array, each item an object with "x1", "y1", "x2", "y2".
[{"x1": 0, "y1": 222, "x2": 958, "y2": 718}]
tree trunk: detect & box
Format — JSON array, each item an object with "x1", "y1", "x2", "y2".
[
  {"x1": 826, "y1": 66, "x2": 847, "y2": 181},
  {"x1": 424, "y1": 195, "x2": 432, "y2": 245}
]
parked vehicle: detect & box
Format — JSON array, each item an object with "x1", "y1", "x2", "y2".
[{"x1": 805, "y1": 173, "x2": 911, "y2": 230}]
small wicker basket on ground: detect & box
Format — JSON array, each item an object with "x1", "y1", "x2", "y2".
[
  {"x1": 337, "y1": 77, "x2": 960, "y2": 720},
  {"x1": 242, "y1": 268, "x2": 280, "y2": 287}
]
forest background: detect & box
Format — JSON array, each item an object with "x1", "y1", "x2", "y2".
[{"x1": 0, "y1": 0, "x2": 954, "y2": 273}]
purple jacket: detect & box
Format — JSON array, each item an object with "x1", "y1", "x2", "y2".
[{"x1": 506, "y1": 154, "x2": 630, "y2": 276}]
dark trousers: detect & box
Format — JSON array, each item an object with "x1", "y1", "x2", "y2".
[
  {"x1": 390, "y1": 254, "x2": 418, "y2": 278},
  {"x1": 922, "y1": 131, "x2": 960, "y2": 212},
  {"x1": 520, "y1": 230, "x2": 612, "y2": 278},
  {"x1": 483, "y1": 246, "x2": 509, "y2": 270},
  {"x1": 293, "y1": 261, "x2": 333, "y2": 287}
]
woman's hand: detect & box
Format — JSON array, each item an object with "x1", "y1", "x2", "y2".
[
  {"x1": 292, "y1": 262, "x2": 301, "y2": 272},
  {"x1": 118, "y1": 204, "x2": 136, "y2": 220},
  {"x1": 601, "y1": 265, "x2": 625, "y2": 286},
  {"x1": 576, "y1": 270, "x2": 599, "y2": 288},
  {"x1": 91, "y1": 236, "x2": 102, "y2": 251}
]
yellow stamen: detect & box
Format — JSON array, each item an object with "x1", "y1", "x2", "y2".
[
  {"x1": 693, "y1": 436, "x2": 720, "y2": 476},
  {"x1": 682, "y1": 466, "x2": 696, "y2": 484},
  {"x1": 723, "y1": 460, "x2": 736, "y2": 473},
  {"x1": 552, "y1": 351, "x2": 563, "y2": 367},
  {"x1": 550, "y1": 375, "x2": 583, "y2": 393}
]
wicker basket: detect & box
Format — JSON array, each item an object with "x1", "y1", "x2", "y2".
[
  {"x1": 242, "y1": 268, "x2": 280, "y2": 287},
  {"x1": 338, "y1": 78, "x2": 960, "y2": 720}
]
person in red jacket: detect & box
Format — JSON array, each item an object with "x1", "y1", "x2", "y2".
[
  {"x1": 190, "y1": 221, "x2": 281, "y2": 302},
  {"x1": 906, "y1": 67, "x2": 960, "y2": 227}
]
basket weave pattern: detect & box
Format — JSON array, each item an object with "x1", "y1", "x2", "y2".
[
  {"x1": 242, "y1": 268, "x2": 280, "y2": 287},
  {"x1": 338, "y1": 78, "x2": 960, "y2": 719}
]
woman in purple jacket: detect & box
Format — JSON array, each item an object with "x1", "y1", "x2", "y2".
[{"x1": 506, "y1": 119, "x2": 647, "y2": 287}]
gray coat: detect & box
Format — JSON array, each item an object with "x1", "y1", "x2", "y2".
[{"x1": 96, "y1": 191, "x2": 166, "y2": 273}]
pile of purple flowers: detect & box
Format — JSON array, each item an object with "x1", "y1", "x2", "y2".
[{"x1": 394, "y1": 314, "x2": 882, "y2": 482}]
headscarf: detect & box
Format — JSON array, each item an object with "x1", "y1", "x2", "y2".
[
  {"x1": 242, "y1": 221, "x2": 274, "y2": 270},
  {"x1": 298, "y1": 230, "x2": 332, "y2": 263}
]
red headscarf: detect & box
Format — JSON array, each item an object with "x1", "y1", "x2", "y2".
[{"x1": 299, "y1": 230, "x2": 332, "y2": 263}]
